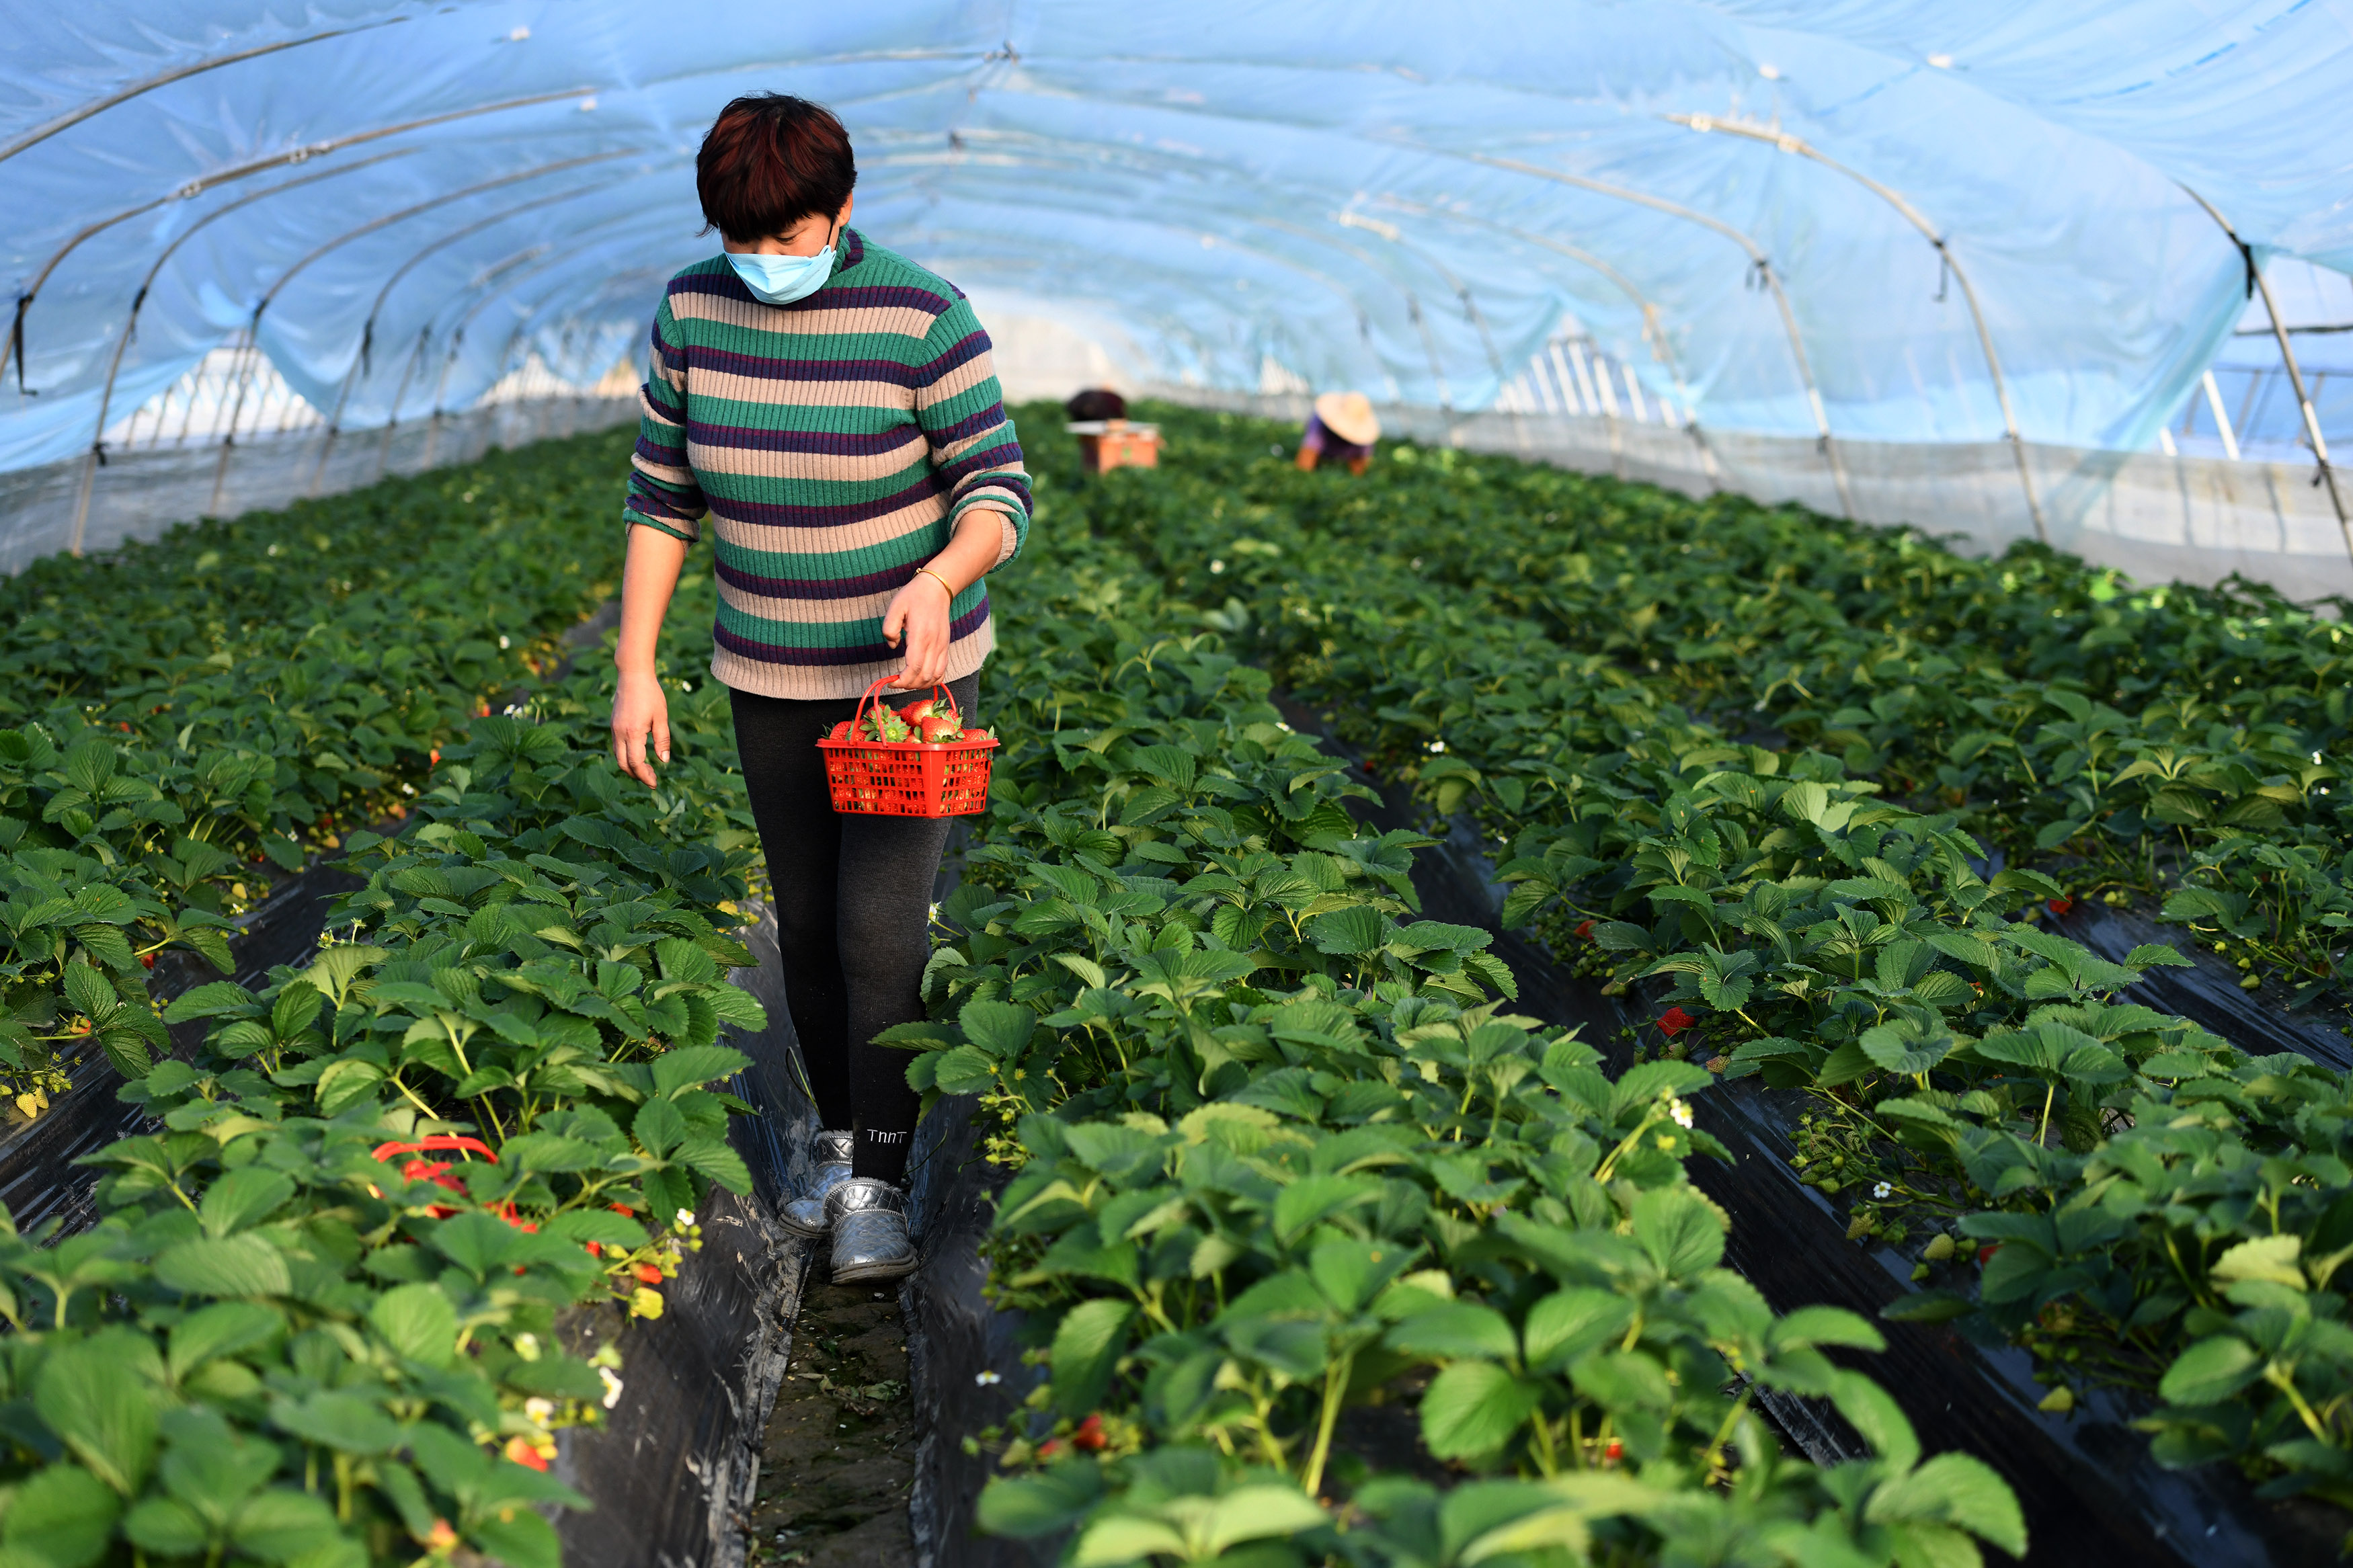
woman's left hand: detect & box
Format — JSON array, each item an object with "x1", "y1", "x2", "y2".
[{"x1": 881, "y1": 572, "x2": 954, "y2": 688}]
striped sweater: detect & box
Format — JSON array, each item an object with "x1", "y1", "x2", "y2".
[{"x1": 623, "y1": 229, "x2": 1032, "y2": 699}]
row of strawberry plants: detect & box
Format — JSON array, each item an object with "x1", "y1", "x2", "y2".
[
  {"x1": 0, "y1": 546, "x2": 778, "y2": 1567},
  {"x1": 1091, "y1": 405, "x2": 2353, "y2": 1016},
  {"x1": 1043, "y1": 406, "x2": 2353, "y2": 1517},
  {"x1": 0, "y1": 431, "x2": 636, "y2": 1113},
  {"x1": 886, "y1": 499, "x2": 2029, "y2": 1567}
]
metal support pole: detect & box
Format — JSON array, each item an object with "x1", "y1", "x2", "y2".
[
  {"x1": 2178, "y1": 185, "x2": 2350, "y2": 565},
  {"x1": 1466, "y1": 149, "x2": 1851, "y2": 518},
  {"x1": 1665, "y1": 115, "x2": 2042, "y2": 541},
  {"x1": 7, "y1": 87, "x2": 602, "y2": 393},
  {"x1": 1549, "y1": 342, "x2": 1583, "y2": 415},
  {"x1": 0, "y1": 21, "x2": 399, "y2": 167},
  {"x1": 2202, "y1": 370, "x2": 2241, "y2": 462},
  {"x1": 305, "y1": 168, "x2": 659, "y2": 496},
  {"x1": 375, "y1": 331, "x2": 430, "y2": 481},
  {"x1": 1401, "y1": 295, "x2": 1451, "y2": 413},
  {"x1": 58, "y1": 147, "x2": 415, "y2": 552},
  {"x1": 1527, "y1": 354, "x2": 1560, "y2": 415},
  {"x1": 206, "y1": 329, "x2": 267, "y2": 517},
  {"x1": 421, "y1": 333, "x2": 465, "y2": 470}
]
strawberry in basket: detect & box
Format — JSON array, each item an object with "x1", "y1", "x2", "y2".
[{"x1": 815, "y1": 677, "x2": 998, "y2": 818}]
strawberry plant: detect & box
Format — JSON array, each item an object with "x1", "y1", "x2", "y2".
[
  {"x1": 1066, "y1": 405, "x2": 2353, "y2": 1014},
  {"x1": 875, "y1": 499, "x2": 2027, "y2": 1565},
  {"x1": 0, "y1": 431, "x2": 633, "y2": 1118},
  {"x1": 1008, "y1": 401, "x2": 2353, "y2": 1524},
  {"x1": 0, "y1": 432, "x2": 794, "y2": 1565}
]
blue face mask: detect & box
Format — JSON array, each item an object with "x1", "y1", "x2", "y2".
[{"x1": 725, "y1": 229, "x2": 838, "y2": 305}]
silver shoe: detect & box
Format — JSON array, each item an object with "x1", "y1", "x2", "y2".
[
  {"x1": 780, "y1": 1129, "x2": 854, "y2": 1238},
  {"x1": 826, "y1": 1178, "x2": 916, "y2": 1283}
]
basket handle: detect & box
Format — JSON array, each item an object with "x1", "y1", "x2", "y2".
[{"x1": 850, "y1": 675, "x2": 961, "y2": 737}]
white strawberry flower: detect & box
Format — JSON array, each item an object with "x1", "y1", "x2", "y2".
[
  {"x1": 1669, "y1": 1099, "x2": 1694, "y2": 1129},
  {"x1": 600, "y1": 1367, "x2": 625, "y2": 1409},
  {"x1": 676, "y1": 1208, "x2": 696, "y2": 1228}
]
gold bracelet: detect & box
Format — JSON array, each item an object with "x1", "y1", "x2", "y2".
[{"x1": 916, "y1": 566, "x2": 956, "y2": 599}]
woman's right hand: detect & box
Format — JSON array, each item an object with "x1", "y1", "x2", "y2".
[
  {"x1": 612, "y1": 667, "x2": 672, "y2": 787},
  {"x1": 610, "y1": 524, "x2": 692, "y2": 788}
]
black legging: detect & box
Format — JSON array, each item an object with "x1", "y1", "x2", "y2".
[{"x1": 729, "y1": 673, "x2": 978, "y2": 1186}]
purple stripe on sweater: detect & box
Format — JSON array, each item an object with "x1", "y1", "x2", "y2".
[
  {"x1": 916, "y1": 329, "x2": 990, "y2": 386},
  {"x1": 683, "y1": 420, "x2": 926, "y2": 458},
  {"x1": 932, "y1": 438, "x2": 1025, "y2": 487},
  {"x1": 670, "y1": 272, "x2": 958, "y2": 317},
  {"x1": 690, "y1": 343, "x2": 924, "y2": 388},
  {"x1": 716, "y1": 557, "x2": 930, "y2": 602},
  {"x1": 668, "y1": 269, "x2": 955, "y2": 320},
  {"x1": 651, "y1": 319, "x2": 686, "y2": 375},
  {"x1": 818, "y1": 283, "x2": 957, "y2": 315},
  {"x1": 707, "y1": 474, "x2": 945, "y2": 530},
  {"x1": 713, "y1": 597, "x2": 990, "y2": 667},
  {"x1": 925, "y1": 401, "x2": 1008, "y2": 445},
  {"x1": 966, "y1": 476, "x2": 1034, "y2": 513},
  {"x1": 625, "y1": 481, "x2": 703, "y2": 522},
  {"x1": 635, "y1": 430, "x2": 688, "y2": 464}
]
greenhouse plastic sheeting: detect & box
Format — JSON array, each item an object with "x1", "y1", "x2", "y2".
[
  {"x1": 0, "y1": 393, "x2": 634, "y2": 576},
  {"x1": 3, "y1": 3, "x2": 2351, "y2": 482}
]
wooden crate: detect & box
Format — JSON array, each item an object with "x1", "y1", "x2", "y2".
[{"x1": 1067, "y1": 418, "x2": 1161, "y2": 472}]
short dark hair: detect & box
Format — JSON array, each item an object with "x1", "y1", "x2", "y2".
[
  {"x1": 1066, "y1": 388, "x2": 1127, "y2": 421},
  {"x1": 696, "y1": 93, "x2": 856, "y2": 244}
]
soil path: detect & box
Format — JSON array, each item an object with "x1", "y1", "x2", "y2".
[{"x1": 744, "y1": 1277, "x2": 918, "y2": 1568}]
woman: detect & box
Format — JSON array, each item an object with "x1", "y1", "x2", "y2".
[
  {"x1": 609, "y1": 93, "x2": 1030, "y2": 1283},
  {"x1": 1294, "y1": 389, "x2": 1380, "y2": 475}
]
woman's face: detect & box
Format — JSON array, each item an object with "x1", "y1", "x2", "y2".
[{"x1": 723, "y1": 192, "x2": 855, "y2": 255}]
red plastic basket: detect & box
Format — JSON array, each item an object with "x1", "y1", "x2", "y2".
[{"x1": 817, "y1": 677, "x2": 998, "y2": 818}]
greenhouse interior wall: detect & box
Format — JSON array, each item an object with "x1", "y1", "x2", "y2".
[{"x1": 0, "y1": 393, "x2": 634, "y2": 576}]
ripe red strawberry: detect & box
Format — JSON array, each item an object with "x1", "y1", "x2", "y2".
[
  {"x1": 1072, "y1": 1413, "x2": 1107, "y2": 1452},
  {"x1": 635, "y1": 1263, "x2": 663, "y2": 1284},
  {"x1": 902, "y1": 699, "x2": 935, "y2": 721},
  {"x1": 1657, "y1": 1006, "x2": 1693, "y2": 1037},
  {"x1": 918, "y1": 714, "x2": 958, "y2": 743},
  {"x1": 828, "y1": 720, "x2": 852, "y2": 741}
]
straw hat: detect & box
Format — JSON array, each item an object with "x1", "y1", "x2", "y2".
[{"x1": 1314, "y1": 390, "x2": 1381, "y2": 446}]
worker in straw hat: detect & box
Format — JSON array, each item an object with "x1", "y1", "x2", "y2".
[{"x1": 1295, "y1": 390, "x2": 1380, "y2": 475}]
